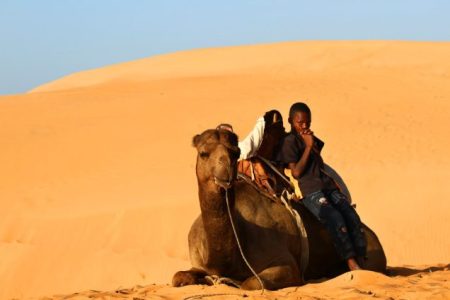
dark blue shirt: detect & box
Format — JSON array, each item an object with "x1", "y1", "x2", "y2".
[{"x1": 276, "y1": 131, "x2": 337, "y2": 197}]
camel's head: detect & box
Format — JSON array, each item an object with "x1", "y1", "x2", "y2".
[{"x1": 192, "y1": 128, "x2": 240, "y2": 190}]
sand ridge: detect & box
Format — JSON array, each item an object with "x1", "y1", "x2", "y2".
[{"x1": 1, "y1": 41, "x2": 449, "y2": 299}]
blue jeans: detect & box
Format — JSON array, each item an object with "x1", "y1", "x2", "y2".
[{"x1": 302, "y1": 190, "x2": 367, "y2": 260}]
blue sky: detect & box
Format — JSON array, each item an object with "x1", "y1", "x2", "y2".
[{"x1": 1, "y1": 0, "x2": 449, "y2": 95}]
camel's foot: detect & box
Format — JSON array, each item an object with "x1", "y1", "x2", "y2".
[
  {"x1": 240, "y1": 265, "x2": 303, "y2": 290},
  {"x1": 172, "y1": 269, "x2": 208, "y2": 287}
]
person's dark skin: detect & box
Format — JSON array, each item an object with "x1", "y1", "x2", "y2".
[
  {"x1": 287, "y1": 110, "x2": 362, "y2": 271},
  {"x1": 287, "y1": 111, "x2": 314, "y2": 179}
]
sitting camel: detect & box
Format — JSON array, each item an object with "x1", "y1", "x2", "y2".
[{"x1": 172, "y1": 128, "x2": 386, "y2": 290}]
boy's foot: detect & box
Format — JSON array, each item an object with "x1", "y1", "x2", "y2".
[{"x1": 347, "y1": 257, "x2": 362, "y2": 271}]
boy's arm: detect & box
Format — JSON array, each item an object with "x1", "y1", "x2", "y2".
[
  {"x1": 288, "y1": 131, "x2": 314, "y2": 179},
  {"x1": 288, "y1": 144, "x2": 312, "y2": 179}
]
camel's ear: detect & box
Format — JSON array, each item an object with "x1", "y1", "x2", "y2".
[{"x1": 192, "y1": 134, "x2": 201, "y2": 147}]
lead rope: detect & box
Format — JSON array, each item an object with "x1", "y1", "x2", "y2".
[
  {"x1": 225, "y1": 189, "x2": 265, "y2": 294},
  {"x1": 183, "y1": 189, "x2": 265, "y2": 300}
]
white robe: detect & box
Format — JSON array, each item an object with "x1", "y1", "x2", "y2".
[{"x1": 238, "y1": 117, "x2": 265, "y2": 160}]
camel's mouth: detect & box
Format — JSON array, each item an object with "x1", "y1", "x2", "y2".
[{"x1": 214, "y1": 176, "x2": 233, "y2": 189}]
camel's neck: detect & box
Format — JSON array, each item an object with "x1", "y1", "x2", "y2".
[{"x1": 198, "y1": 183, "x2": 238, "y2": 274}]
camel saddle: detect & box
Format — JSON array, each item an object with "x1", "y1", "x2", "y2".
[{"x1": 237, "y1": 156, "x2": 295, "y2": 199}]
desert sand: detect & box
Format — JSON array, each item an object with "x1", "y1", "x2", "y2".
[{"x1": 0, "y1": 41, "x2": 449, "y2": 299}]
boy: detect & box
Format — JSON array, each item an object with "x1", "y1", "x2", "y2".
[{"x1": 277, "y1": 102, "x2": 366, "y2": 270}]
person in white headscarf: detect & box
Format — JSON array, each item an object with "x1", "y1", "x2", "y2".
[
  {"x1": 233, "y1": 110, "x2": 286, "y2": 196},
  {"x1": 239, "y1": 110, "x2": 285, "y2": 161}
]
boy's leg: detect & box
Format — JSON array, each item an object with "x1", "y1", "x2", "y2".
[
  {"x1": 302, "y1": 191, "x2": 357, "y2": 261},
  {"x1": 327, "y1": 190, "x2": 367, "y2": 258}
]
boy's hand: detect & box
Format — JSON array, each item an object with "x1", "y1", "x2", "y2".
[{"x1": 300, "y1": 129, "x2": 314, "y2": 148}]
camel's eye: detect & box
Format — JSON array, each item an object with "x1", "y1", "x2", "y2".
[{"x1": 199, "y1": 151, "x2": 210, "y2": 159}]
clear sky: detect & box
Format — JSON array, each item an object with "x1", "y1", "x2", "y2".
[{"x1": 1, "y1": 0, "x2": 449, "y2": 95}]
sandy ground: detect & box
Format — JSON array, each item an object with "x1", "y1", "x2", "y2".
[
  {"x1": 41, "y1": 266, "x2": 450, "y2": 300},
  {"x1": 0, "y1": 41, "x2": 449, "y2": 299}
]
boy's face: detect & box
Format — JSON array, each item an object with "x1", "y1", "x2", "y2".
[{"x1": 291, "y1": 111, "x2": 311, "y2": 134}]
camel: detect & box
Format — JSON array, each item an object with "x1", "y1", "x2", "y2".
[{"x1": 172, "y1": 128, "x2": 386, "y2": 290}]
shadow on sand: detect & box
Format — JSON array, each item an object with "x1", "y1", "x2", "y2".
[{"x1": 387, "y1": 263, "x2": 450, "y2": 276}]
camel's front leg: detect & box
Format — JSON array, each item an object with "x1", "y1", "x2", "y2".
[
  {"x1": 240, "y1": 264, "x2": 303, "y2": 290},
  {"x1": 172, "y1": 268, "x2": 209, "y2": 287}
]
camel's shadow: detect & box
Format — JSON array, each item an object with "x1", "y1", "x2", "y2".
[
  {"x1": 387, "y1": 263, "x2": 450, "y2": 276},
  {"x1": 289, "y1": 264, "x2": 450, "y2": 285}
]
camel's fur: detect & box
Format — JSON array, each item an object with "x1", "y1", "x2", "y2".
[{"x1": 172, "y1": 129, "x2": 386, "y2": 290}]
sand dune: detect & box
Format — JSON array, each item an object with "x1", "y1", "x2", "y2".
[
  {"x1": 39, "y1": 266, "x2": 450, "y2": 299},
  {"x1": 1, "y1": 41, "x2": 449, "y2": 299}
]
